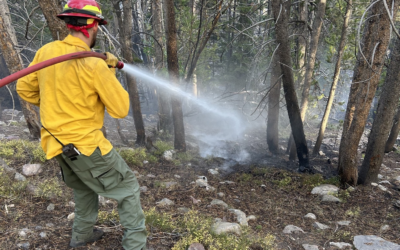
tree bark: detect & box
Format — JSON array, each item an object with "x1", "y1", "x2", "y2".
[
  {"x1": 114, "y1": 0, "x2": 146, "y2": 145},
  {"x1": 272, "y1": 0, "x2": 310, "y2": 171},
  {"x1": 313, "y1": 0, "x2": 352, "y2": 155},
  {"x1": 165, "y1": 0, "x2": 186, "y2": 151},
  {"x1": 37, "y1": 0, "x2": 69, "y2": 40},
  {"x1": 267, "y1": 54, "x2": 281, "y2": 154},
  {"x1": 289, "y1": 0, "x2": 326, "y2": 158},
  {"x1": 0, "y1": 0, "x2": 41, "y2": 139},
  {"x1": 338, "y1": 0, "x2": 399, "y2": 186},
  {"x1": 297, "y1": 0, "x2": 308, "y2": 87},
  {"x1": 385, "y1": 105, "x2": 400, "y2": 153},
  {"x1": 359, "y1": 25, "x2": 400, "y2": 184},
  {"x1": 152, "y1": 0, "x2": 172, "y2": 133}
]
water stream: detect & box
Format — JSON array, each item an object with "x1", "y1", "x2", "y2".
[{"x1": 122, "y1": 64, "x2": 249, "y2": 162}]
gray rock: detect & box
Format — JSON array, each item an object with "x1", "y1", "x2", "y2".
[
  {"x1": 379, "y1": 180, "x2": 391, "y2": 185},
  {"x1": 229, "y1": 209, "x2": 248, "y2": 226},
  {"x1": 282, "y1": 225, "x2": 305, "y2": 234},
  {"x1": 164, "y1": 182, "x2": 177, "y2": 188},
  {"x1": 35, "y1": 226, "x2": 42, "y2": 230},
  {"x1": 147, "y1": 174, "x2": 156, "y2": 178},
  {"x1": 247, "y1": 215, "x2": 256, "y2": 221},
  {"x1": 16, "y1": 242, "x2": 30, "y2": 249},
  {"x1": 174, "y1": 175, "x2": 181, "y2": 179},
  {"x1": 68, "y1": 201, "x2": 75, "y2": 207},
  {"x1": 23, "y1": 129, "x2": 30, "y2": 133},
  {"x1": 311, "y1": 184, "x2": 339, "y2": 195},
  {"x1": 378, "y1": 174, "x2": 384, "y2": 179},
  {"x1": 217, "y1": 192, "x2": 225, "y2": 198},
  {"x1": 99, "y1": 196, "x2": 106, "y2": 206},
  {"x1": 19, "y1": 230, "x2": 28, "y2": 239},
  {"x1": 45, "y1": 223, "x2": 54, "y2": 228},
  {"x1": 0, "y1": 122, "x2": 5, "y2": 126},
  {"x1": 313, "y1": 222, "x2": 330, "y2": 230},
  {"x1": 156, "y1": 198, "x2": 174, "y2": 207},
  {"x1": 15, "y1": 172, "x2": 26, "y2": 181},
  {"x1": 211, "y1": 222, "x2": 241, "y2": 235},
  {"x1": 0, "y1": 159, "x2": 16, "y2": 174},
  {"x1": 26, "y1": 184, "x2": 38, "y2": 195},
  {"x1": 337, "y1": 221, "x2": 351, "y2": 226},
  {"x1": 177, "y1": 207, "x2": 190, "y2": 213},
  {"x1": 353, "y1": 235, "x2": 400, "y2": 250},
  {"x1": 321, "y1": 194, "x2": 342, "y2": 203},
  {"x1": 395, "y1": 176, "x2": 400, "y2": 182},
  {"x1": 378, "y1": 185, "x2": 388, "y2": 192},
  {"x1": 233, "y1": 199, "x2": 241, "y2": 203},
  {"x1": 208, "y1": 169, "x2": 219, "y2": 175},
  {"x1": 188, "y1": 243, "x2": 205, "y2": 250},
  {"x1": 3, "y1": 109, "x2": 20, "y2": 116},
  {"x1": 143, "y1": 160, "x2": 149, "y2": 164},
  {"x1": 140, "y1": 186, "x2": 148, "y2": 192},
  {"x1": 163, "y1": 150, "x2": 174, "y2": 161},
  {"x1": 46, "y1": 204, "x2": 55, "y2": 211},
  {"x1": 329, "y1": 242, "x2": 353, "y2": 249},
  {"x1": 196, "y1": 178, "x2": 208, "y2": 187},
  {"x1": 133, "y1": 170, "x2": 139, "y2": 175},
  {"x1": 302, "y1": 244, "x2": 319, "y2": 250},
  {"x1": 67, "y1": 212, "x2": 75, "y2": 220},
  {"x1": 210, "y1": 199, "x2": 228, "y2": 209},
  {"x1": 393, "y1": 200, "x2": 400, "y2": 208},
  {"x1": 380, "y1": 225, "x2": 390, "y2": 231},
  {"x1": 371, "y1": 182, "x2": 378, "y2": 187},
  {"x1": 304, "y1": 213, "x2": 317, "y2": 220},
  {"x1": 318, "y1": 151, "x2": 325, "y2": 156},
  {"x1": 39, "y1": 232, "x2": 47, "y2": 238}
]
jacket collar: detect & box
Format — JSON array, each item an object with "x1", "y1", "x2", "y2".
[{"x1": 63, "y1": 34, "x2": 90, "y2": 51}]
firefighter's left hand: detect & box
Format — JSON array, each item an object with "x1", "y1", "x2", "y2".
[{"x1": 105, "y1": 52, "x2": 118, "y2": 68}]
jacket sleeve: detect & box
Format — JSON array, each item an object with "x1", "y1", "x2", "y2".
[
  {"x1": 93, "y1": 60, "x2": 130, "y2": 118},
  {"x1": 16, "y1": 54, "x2": 40, "y2": 107}
]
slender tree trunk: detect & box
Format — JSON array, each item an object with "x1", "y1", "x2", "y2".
[
  {"x1": 153, "y1": 0, "x2": 172, "y2": 133},
  {"x1": 37, "y1": 0, "x2": 69, "y2": 40},
  {"x1": 359, "y1": 27, "x2": 400, "y2": 184},
  {"x1": 267, "y1": 54, "x2": 281, "y2": 154},
  {"x1": 313, "y1": 0, "x2": 352, "y2": 155},
  {"x1": 0, "y1": 0, "x2": 41, "y2": 139},
  {"x1": 338, "y1": 0, "x2": 399, "y2": 186},
  {"x1": 165, "y1": 0, "x2": 186, "y2": 151},
  {"x1": 114, "y1": 0, "x2": 146, "y2": 145},
  {"x1": 297, "y1": 0, "x2": 308, "y2": 87},
  {"x1": 385, "y1": 105, "x2": 400, "y2": 153},
  {"x1": 272, "y1": 0, "x2": 310, "y2": 171},
  {"x1": 289, "y1": 0, "x2": 326, "y2": 158}
]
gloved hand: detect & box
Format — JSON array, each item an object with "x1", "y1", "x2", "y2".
[
  {"x1": 105, "y1": 52, "x2": 118, "y2": 67},
  {"x1": 105, "y1": 52, "x2": 118, "y2": 74}
]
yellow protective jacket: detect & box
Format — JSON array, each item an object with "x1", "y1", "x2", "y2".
[{"x1": 17, "y1": 35, "x2": 130, "y2": 159}]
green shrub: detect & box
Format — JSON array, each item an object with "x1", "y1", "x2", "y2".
[
  {"x1": 119, "y1": 147, "x2": 147, "y2": 166},
  {"x1": 0, "y1": 168, "x2": 28, "y2": 198},
  {"x1": 0, "y1": 140, "x2": 46, "y2": 163},
  {"x1": 145, "y1": 208, "x2": 175, "y2": 232},
  {"x1": 36, "y1": 178, "x2": 62, "y2": 199},
  {"x1": 153, "y1": 141, "x2": 173, "y2": 157},
  {"x1": 98, "y1": 209, "x2": 120, "y2": 225}
]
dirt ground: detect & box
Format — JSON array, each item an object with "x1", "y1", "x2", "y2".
[{"x1": 0, "y1": 110, "x2": 399, "y2": 250}]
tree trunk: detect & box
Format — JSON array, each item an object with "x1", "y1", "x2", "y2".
[
  {"x1": 0, "y1": 0, "x2": 41, "y2": 139},
  {"x1": 114, "y1": 0, "x2": 146, "y2": 145},
  {"x1": 38, "y1": 0, "x2": 69, "y2": 40},
  {"x1": 385, "y1": 105, "x2": 400, "y2": 153},
  {"x1": 267, "y1": 54, "x2": 281, "y2": 154},
  {"x1": 165, "y1": 0, "x2": 186, "y2": 151},
  {"x1": 289, "y1": 0, "x2": 326, "y2": 158},
  {"x1": 338, "y1": 0, "x2": 399, "y2": 186},
  {"x1": 272, "y1": 0, "x2": 310, "y2": 171},
  {"x1": 313, "y1": 0, "x2": 352, "y2": 155},
  {"x1": 359, "y1": 26, "x2": 400, "y2": 184},
  {"x1": 153, "y1": 0, "x2": 172, "y2": 133},
  {"x1": 296, "y1": 0, "x2": 308, "y2": 87}
]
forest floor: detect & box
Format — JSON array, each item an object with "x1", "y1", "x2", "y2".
[{"x1": 0, "y1": 110, "x2": 399, "y2": 250}]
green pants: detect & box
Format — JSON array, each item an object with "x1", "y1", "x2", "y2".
[{"x1": 55, "y1": 148, "x2": 147, "y2": 250}]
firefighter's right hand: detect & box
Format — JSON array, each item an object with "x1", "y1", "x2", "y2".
[{"x1": 105, "y1": 52, "x2": 118, "y2": 68}]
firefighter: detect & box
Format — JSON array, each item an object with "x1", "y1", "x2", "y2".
[{"x1": 16, "y1": 0, "x2": 147, "y2": 249}]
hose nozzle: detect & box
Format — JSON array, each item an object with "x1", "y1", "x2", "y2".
[{"x1": 116, "y1": 61, "x2": 124, "y2": 69}]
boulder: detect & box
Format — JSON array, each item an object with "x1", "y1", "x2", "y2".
[
  {"x1": 229, "y1": 209, "x2": 248, "y2": 226},
  {"x1": 304, "y1": 213, "x2": 317, "y2": 220},
  {"x1": 302, "y1": 244, "x2": 319, "y2": 250},
  {"x1": 156, "y1": 198, "x2": 174, "y2": 207},
  {"x1": 210, "y1": 199, "x2": 228, "y2": 209},
  {"x1": 329, "y1": 242, "x2": 353, "y2": 249},
  {"x1": 311, "y1": 184, "x2": 339, "y2": 195},
  {"x1": 211, "y1": 222, "x2": 241, "y2": 235},
  {"x1": 282, "y1": 225, "x2": 305, "y2": 234},
  {"x1": 313, "y1": 222, "x2": 330, "y2": 230},
  {"x1": 353, "y1": 235, "x2": 400, "y2": 250},
  {"x1": 321, "y1": 194, "x2": 341, "y2": 203},
  {"x1": 15, "y1": 172, "x2": 26, "y2": 182}
]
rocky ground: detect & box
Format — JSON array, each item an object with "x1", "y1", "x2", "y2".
[{"x1": 0, "y1": 109, "x2": 399, "y2": 250}]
